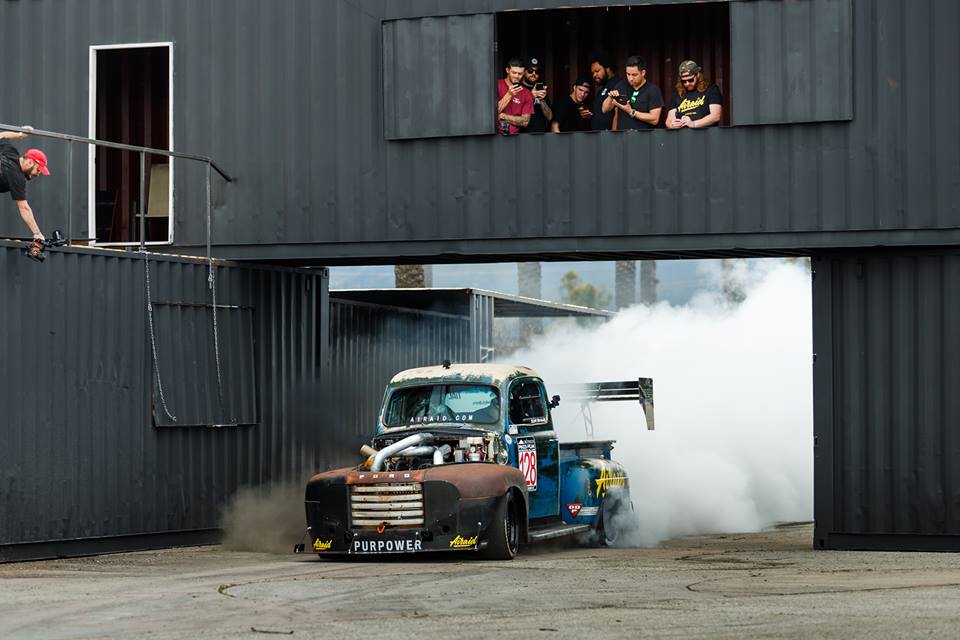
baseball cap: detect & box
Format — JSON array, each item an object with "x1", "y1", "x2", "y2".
[
  {"x1": 574, "y1": 76, "x2": 592, "y2": 89},
  {"x1": 525, "y1": 57, "x2": 541, "y2": 71},
  {"x1": 24, "y1": 148, "x2": 50, "y2": 175},
  {"x1": 678, "y1": 60, "x2": 701, "y2": 77}
]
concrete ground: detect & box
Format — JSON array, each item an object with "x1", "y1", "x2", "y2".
[{"x1": 2, "y1": 523, "x2": 960, "y2": 639}]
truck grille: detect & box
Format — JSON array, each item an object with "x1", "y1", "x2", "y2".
[{"x1": 350, "y1": 483, "x2": 424, "y2": 528}]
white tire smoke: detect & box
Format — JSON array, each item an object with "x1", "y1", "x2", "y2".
[{"x1": 507, "y1": 260, "x2": 813, "y2": 546}]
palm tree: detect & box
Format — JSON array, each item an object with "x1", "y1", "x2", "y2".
[
  {"x1": 394, "y1": 264, "x2": 431, "y2": 288},
  {"x1": 615, "y1": 260, "x2": 637, "y2": 309},
  {"x1": 517, "y1": 262, "x2": 543, "y2": 343},
  {"x1": 639, "y1": 260, "x2": 658, "y2": 305}
]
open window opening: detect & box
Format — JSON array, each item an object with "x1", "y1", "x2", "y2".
[
  {"x1": 495, "y1": 4, "x2": 730, "y2": 130},
  {"x1": 89, "y1": 43, "x2": 173, "y2": 245}
]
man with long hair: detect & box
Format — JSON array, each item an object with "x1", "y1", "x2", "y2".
[{"x1": 666, "y1": 60, "x2": 722, "y2": 129}]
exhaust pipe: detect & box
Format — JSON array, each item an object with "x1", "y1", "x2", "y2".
[
  {"x1": 396, "y1": 445, "x2": 436, "y2": 457},
  {"x1": 370, "y1": 433, "x2": 434, "y2": 471}
]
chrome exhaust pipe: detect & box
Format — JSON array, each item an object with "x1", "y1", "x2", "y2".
[{"x1": 370, "y1": 433, "x2": 434, "y2": 471}]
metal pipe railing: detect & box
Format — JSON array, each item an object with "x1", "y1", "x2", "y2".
[
  {"x1": 1, "y1": 123, "x2": 232, "y2": 252},
  {"x1": 0, "y1": 124, "x2": 233, "y2": 181}
]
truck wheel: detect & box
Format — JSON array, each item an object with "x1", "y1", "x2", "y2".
[
  {"x1": 593, "y1": 491, "x2": 627, "y2": 547},
  {"x1": 481, "y1": 493, "x2": 519, "y2": 560}
]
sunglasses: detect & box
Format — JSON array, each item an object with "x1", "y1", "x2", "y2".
[{"x1": 681, "y1": 76, "x2": 697, "y2": 84}]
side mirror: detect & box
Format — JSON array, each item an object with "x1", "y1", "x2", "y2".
[{"x1": 549, "y1": 395, "x2": 561, "y2": 408}]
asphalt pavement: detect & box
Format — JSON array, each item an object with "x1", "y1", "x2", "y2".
[{"x1": 2, "y1": 523, "x2": 960, "y2": 639}]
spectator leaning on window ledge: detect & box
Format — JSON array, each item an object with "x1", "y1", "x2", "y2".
[
  {"x1": 519, "y1": 57, "x2": 552, "y2": 133},
  {"x1": 551, "y1": 77, "x2": 592, "y2": 133},
  {"x1": 666, "y1": 60, "x2": 723, "y2": 129},
  {"x1": 603, "y1": 55, "x2": 663, "y2": 130},
  {"x1": 497, "y1": 58, "x2": 534, "y2": 136}
]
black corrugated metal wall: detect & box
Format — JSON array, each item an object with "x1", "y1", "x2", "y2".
[
  {"x1": 327, "y1": 297, "x2": 484, "y2": 459},
  {"x1": 813, "y1": 250, "x2": 960, "y2": 550},
  {"x1": 0, "y1": 242, "x2": 328, "y2": 561},
  {"x1": 2, "y1": 0, "x2": 959, "y2": 261}
]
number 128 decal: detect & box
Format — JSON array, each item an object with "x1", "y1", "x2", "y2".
[{"x1": 517, "y1": 437, "x2": 538, "y2": 492}]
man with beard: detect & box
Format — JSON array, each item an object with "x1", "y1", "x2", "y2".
[
  {"x1": 551, "y1": 77, "x2": 592, "y2": 132},
  {"x1": 0, "y1": 125, "x2": 49, "y2": 240},
  {"x1": 588, "y1": 53, "x2": 622, "y2": 131},
  {"x1": 497, "y1": 57, "x2": 535, "y2": 136},
  {"x1": 666, "y1": 60, "x2": 723, "y2": 129},
  {"x1": 603, "y1": 55, "x2": 663, "y2": 130},
  {"x1": 518, "y1": 57, "x2": 553, "y2": 134}
]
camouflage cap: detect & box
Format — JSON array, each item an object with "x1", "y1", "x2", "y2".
[{"x1": 678, "y1": 60, "x2": 701, "y2": 77}]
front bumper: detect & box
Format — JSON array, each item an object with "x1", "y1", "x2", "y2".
[{"x1": 305, "y1": 476, "x2": 500, "y2": 555}]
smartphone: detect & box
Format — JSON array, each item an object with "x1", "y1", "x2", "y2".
[
  {"x1": 534, "y1": 82, "x2": 544, "y2": 91},
  {"x1": 512, "y1": 82, "x2": 521, "y2": 89}
]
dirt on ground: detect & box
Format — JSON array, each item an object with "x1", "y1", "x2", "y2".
[{"x1": 3, "y1": 523, "x2": 960, "y2": 639}]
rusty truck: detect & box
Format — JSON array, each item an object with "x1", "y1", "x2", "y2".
[{"x1": 302, "y1": 362, "x2": 654, "y2": 559}]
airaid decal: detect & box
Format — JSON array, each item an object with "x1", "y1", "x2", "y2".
[
  {"x1": 676, "y1": 95, "x2": 706, "y2": 114},
  {"x1": 595, "y1": 467, "x2": 627, "y2": 498},
  {"x1": 313, "y1": 538, "x2": 333, "y2": 552},
  {"x1": 449, "y1": 535, "x2": 479, "y2": 549}
]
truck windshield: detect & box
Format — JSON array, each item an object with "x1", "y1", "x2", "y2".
[{"x1": 384, "y1": 384, "x2": 501, "y2": 427}]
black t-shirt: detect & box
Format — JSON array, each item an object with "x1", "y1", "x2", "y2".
[
  {"x1": 0, "y1": 142, "x2": 26, "y2": 201},
  {"x1": 668, "y1": 83, "x2": 723, "y2": 122},
  {"x1": 613, "y1": 81, "x2": 664, "y2": 130},
  {"x1": 520, "y1": 85, "x2": 551, "y2": 133},
  {"x1": 552, "y1": 94, "x2": 587, "y2": 132},
  {"x1": 591, "y1": 76, "x2": 622, "y2": 131}
]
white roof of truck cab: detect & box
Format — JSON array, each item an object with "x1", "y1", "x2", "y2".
[{"x1": 389, "y1": 363, "x2": 538, "y2": 388}]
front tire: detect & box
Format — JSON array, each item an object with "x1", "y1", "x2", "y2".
[{"x1": 481, "y1": 493, "x2": 519, "y2": 560}]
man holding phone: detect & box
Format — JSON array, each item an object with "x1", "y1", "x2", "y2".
[
  {"x1": 551, "y1": 77, "x2": 592, "y2": 132},
  {"x1": 588, "y1": 53, "x2": 622, "y2": 131},
  {"x1": 497, "y1": 57, "x2": 535, "y2": 136},
  {"x1": 519, "y1": 57, "x2": 552, "y2": 134},
  {"x1": 603, "y1": 55, "x2": 663, "y2": 130}
]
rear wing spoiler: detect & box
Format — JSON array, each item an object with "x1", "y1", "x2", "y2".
[{"x1": 551, "y1": 378, "x2": 655, "y2": 432}]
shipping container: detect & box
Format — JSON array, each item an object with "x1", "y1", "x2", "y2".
[{"x1": 0, "y1": 242, "x2": 327, "y2": 561}]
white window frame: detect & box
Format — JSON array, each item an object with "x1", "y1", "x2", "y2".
[{"x1": 88, "y1": 42, "x2": 174, "y2": 246}]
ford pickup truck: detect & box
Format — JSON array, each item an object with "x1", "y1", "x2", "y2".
[{"x1": 302, "y1": 362, "x2": 654, "y2": 559}]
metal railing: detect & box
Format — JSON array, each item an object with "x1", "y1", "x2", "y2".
[
  {"x1": 0, "y1": 123, "x2": 233, "y2": 251},
  {"x1": 0, "y1": 123, "x2": 236, "y2": 426}
]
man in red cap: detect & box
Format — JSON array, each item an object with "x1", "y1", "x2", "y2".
[{"x1": 0, "y1": 125, "x2": 49, "y2": 240}]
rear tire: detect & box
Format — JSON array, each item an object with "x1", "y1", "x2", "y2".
[
  {"x1": 481, "y1": 493, "x2": 519, "y2": 560},
  {"x1": 593, "y1": 490, "x2": 628, "y2": 547}
]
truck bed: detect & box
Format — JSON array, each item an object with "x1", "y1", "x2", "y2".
[{"x1": 559, "y1": 440, "x2": 615, "y2": 461}]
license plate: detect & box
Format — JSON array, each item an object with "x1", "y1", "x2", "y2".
[{"x1": 350, "y1": 533, "x2": 424, "y2": 554}]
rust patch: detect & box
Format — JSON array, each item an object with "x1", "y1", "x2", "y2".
[
  {"x1": 422, "y1": 464, "x2": 527, "y2": 500},
  {"x1": 307, "y1": 467, "x2": 356, "y2": 484}
]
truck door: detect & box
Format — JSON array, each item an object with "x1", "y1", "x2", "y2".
[{"x1": 508, "y1": 378, "x2": 560, "y2": 519}]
